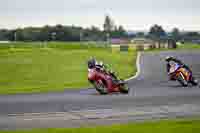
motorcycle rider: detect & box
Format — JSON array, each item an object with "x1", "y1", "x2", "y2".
[
  {"x1": 88, "y1": 58, "x2": 120, "y2": 84},
  {"x1": 165, "y1": 56, "x2": 191, "y2": 73},
  {"x1": 165, "y1": 56, "x2": 198, "y2": 85}
]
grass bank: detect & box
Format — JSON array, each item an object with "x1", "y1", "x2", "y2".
[
  {"x1": 178, "y1": 43, "x2": 200, "y2": 49},
  {"x1": 1, "y1": 118, "x2": 200, "y2": 133}
]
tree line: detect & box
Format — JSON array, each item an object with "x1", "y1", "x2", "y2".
[{"x1": 0, "y1": 15, "x2": 199, "y2": 42}]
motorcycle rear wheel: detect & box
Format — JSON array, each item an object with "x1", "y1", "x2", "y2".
[{"x1": 119, "y1": 83, "x2": 129, "y2": 94}]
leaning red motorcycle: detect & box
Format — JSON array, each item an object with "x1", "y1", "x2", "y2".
[{"x1": 88, "y1": 67, "x2": 129, "y2": 94}]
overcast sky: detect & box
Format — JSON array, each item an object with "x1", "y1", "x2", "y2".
[{"x1": 0, "y1": 0, "x2": 200, "y2": 31}]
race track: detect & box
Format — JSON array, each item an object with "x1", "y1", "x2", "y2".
[{"x1": 0, "y1": 51, "x2": 200, "y2": 130}]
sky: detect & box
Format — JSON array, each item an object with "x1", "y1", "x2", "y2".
[{"x1": 0, "y1": 0, "x2": 200, "y2": 31}]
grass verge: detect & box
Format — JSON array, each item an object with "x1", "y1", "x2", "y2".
[
  {"x1": 178, "y1": 43, "x2": 200, "y2": 49},
  {"x1": 0, "y1": 118, "x2": 200, "y2": 133}
]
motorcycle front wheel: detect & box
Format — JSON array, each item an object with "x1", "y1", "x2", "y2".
[
  {"x1": 94, "y1": 80, "x2": 108, "y2": 95},
  {"x1": 177, "y1": 72, "x2": 188, "y2": 87},
  {"x1": 190, "y1": 77, "x2": 198, "y2": 86}
]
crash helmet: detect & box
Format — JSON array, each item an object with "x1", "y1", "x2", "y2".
[
  {"x1": 165, "y1": 56, "x2": 174, "y2": 62},
  {"x1": 169, "y1": 60, "x2": 176, "y2": 66},
  {"x1": 88, "y1": 58, "x2": 96, "y2": 69}
]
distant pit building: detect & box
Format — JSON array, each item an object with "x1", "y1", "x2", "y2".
[{"x1": 111, "y1": 37, "x2": 176, "y2": 52}]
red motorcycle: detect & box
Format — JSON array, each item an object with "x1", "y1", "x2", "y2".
[{"x1": 88, "y1": 67, "x2": 129, "y2": 94}]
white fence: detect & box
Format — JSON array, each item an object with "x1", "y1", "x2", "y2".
[{"x1": 0, "y1": 41, "x2": 10, "y2": 43}]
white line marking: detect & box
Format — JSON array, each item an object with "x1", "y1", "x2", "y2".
[
  {"x1": 125, "y1": 52, "x2": 141, "y2": 81},
  {"x1": 5, "y1": 104, "x2": 200, "y2": 121}
]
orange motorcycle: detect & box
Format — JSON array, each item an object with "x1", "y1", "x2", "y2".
[{"x1": 169, "y1": 63, "x2": 198, "y2": 87}]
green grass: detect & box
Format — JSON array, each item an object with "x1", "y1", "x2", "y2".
[
  {"x1": 178, "y1": 43, "x2": 200, "y2": 49},
  {"x1": 1, "y1": 119, "x2": 200, "y2": 133},
  {"x1": 0, "y1": 42, "x2": 136, "y2": 94}
]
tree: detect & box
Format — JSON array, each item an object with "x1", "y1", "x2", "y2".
[
  {"x1": 91, "y1": 26, "x2": 100, "y2": 33},
  {"x1": 0, "y1": 29, "x2": 9, "y2": 40},
  {"x1": 136, "y1": 32, "x2": 145, "y2": 37},
  {"x1": 40, "y1": 25, "x2": 52, "y2": 41},
  {"x1": 149, "y1": 24, "x2": 166, "y2": 40},
  {"x1": 103, "y1": 15, "x2": 115, "y2": 33},
  {"x1": 111, "y1": 25, "x2": 127, "y2": 38},
  {"x1": 89, "y1": 26, "x2": 103, "y2": 41},
  {"x1": 21, "y1": 27, "x2": 42, "y2": 41},
  {"x1": 182, "y1": 32, "x2": 200, "y2": 42},
  {"x1": 6, "y1": 30, "x2": 15, "y2": 41},
  {"x1": 171, "y1": 28, "x2": 180, "y2": 41},
  {"x1": 118, "y1": 25, "x2": 126, "y2": 34},
  {"x1": 15, "y1": 29, "x2": 24, "y2": 41},
  {"x1": 0, "y1": 23, "x2": 120, "y2": 42}
]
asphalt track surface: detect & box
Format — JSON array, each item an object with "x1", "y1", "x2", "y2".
[{"x1": 0, "y1": 50, "x2": 200, "y2": 130}]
